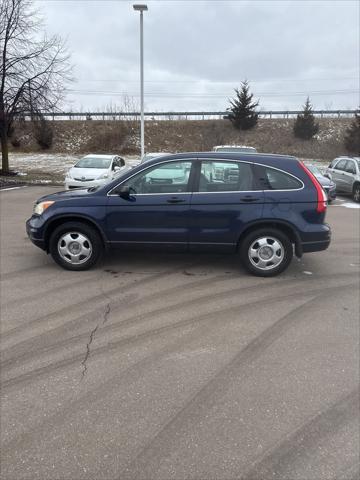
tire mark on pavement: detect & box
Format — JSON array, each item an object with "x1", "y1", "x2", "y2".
[
  {"x1": 241, "y1": 388, "x2": 360, "y2": 480},
  {"x1": 1, "y1": 285, "x2": 322, "y2": 390},
  {"x1": 2, "y1": 280, "x2": 357, "y2": 389},
  {"x1": 1, "y1": 259, "x2": 221, "y2": 340},
  {"x1": 117, "y1": 291, "x2": 355, "y2": 479},
  {"x1": 1, "y1": 292, "x2": 315, "y2": 456},
  {"x1": 1, "y1": 274, "x2": 356, "y2": 372}
]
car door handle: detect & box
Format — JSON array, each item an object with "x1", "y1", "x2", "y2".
[
  {"x1": 167, "y1": 197, "x2": 186, "y2": 204},
  {"x1": 240, "y1": 196, "x2": 260, "y2": 202}
]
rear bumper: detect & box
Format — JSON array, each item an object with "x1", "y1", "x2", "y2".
[{"x1": 301, "y1": 223, "x2": 331, "y2": 253}]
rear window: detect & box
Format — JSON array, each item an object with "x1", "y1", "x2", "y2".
[{"x1": 255, "y1": 165, "x2": 303, "y2": 190}]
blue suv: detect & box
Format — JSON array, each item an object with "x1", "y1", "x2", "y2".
[{"x1": 26, "y1": 153, "x2": 331, "y2": 277}]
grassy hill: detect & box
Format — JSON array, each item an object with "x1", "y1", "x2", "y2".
[{"x1": 8, "y1": 117, "x2": 354, "y2": 161}]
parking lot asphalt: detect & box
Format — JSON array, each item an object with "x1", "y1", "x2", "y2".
[{"x1": 1, "y1": 186, "x2": 359, "y2": 480}]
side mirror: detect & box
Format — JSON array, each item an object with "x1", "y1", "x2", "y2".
[
  {"x1": 118, "y1": 185, "x2": 131, "y2": 198},
  {"x1": 114, "y1": 166, "x2": 121, "y2": 172},
  {"x1": 323, "y1": 172, "x2": 332, "y2": 180}
]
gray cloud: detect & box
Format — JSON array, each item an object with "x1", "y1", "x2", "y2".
[{"x1": 36, "y1": 0, "x2": 359, "y2": 112}]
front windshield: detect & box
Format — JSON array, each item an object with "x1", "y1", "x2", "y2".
[
  {"x1": 141, "y1": 155, "x2": 155, "y2": 163},
  {"x1": 75, "y1": 157, "x2": 112, "y2": 169},
  {"x1": 141, "y1": 153, "x2": 169, "y2": 164},
  {"x1": 306, "y1": 164, "x2": 322, "y2": 176}
]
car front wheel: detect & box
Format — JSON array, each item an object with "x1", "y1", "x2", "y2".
[
  {"x1": 49, "y1": 222, "x2": 102, "y2": 271},
  {"x1": 240, "y1": 228, "x2": 293, "y2": 277}
]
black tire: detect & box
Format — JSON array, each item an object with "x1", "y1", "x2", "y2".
[
  {"x1": 352, "y1": 183, "x2": 360, "y2": 203},
  {"x1": 239, "y1": 228, "x2": 293, "y2": 277},
  {"x1": 49, "y1": 221, "x2": 103, "y2": 271}
]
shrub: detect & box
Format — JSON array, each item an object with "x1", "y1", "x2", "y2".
[
  {"x1": 344, "y1": 112, "x2": 360, "y2": 155},
  {"x1": 293, "y1": 97, "x2": 319, "y2": 140},
  {"x1": 33, "y1": 116, "x2": 53, "y2": 149},
  {"x1": 227, "y1": 80, "x2": 259, "y2": 130}
]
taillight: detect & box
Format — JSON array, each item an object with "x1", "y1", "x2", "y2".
[{"x1": 299, "y1": 162, "x2": 327, "y2": 213}]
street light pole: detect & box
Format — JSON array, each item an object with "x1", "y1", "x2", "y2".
[{"x1": 133, "y1": 4, "x2": 148, "y2": 159}]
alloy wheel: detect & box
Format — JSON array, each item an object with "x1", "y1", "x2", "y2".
[
  {"x1": 57, "y1": 232, "x2": 93, "y2": 265},
  {"x1": 248, "y1": 236, "x2": 284, "y2": 271}
]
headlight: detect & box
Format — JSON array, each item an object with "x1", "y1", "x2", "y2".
[
  {"x1": 97, "y1": 172, "x2": 109, "y2": 180},
  {"x1": 65, "y1": 171, "x2": 73, "y2": 180},
  {"x1": 34, "y1": 201, "x2": 55, "y2": 215}
]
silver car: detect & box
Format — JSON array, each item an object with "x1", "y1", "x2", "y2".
[
  {"x1": 326, "y1": 157, "x2": 360, "y2": 202},
  {"x1": 213, "y1": 145, "x2": 257, "y2": 153},
  {"x1": 140, "y1": 152, "x2": 172, "y2": 164}
]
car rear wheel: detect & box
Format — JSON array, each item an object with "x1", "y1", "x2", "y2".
[
  {"x1": 240, "y1": 228, "x2": 293, "y2": 277},
  {"x1": 352, "y1": 183, "x2": 360, "y2": 203},
  {"x1": 49, "y1": 222, "x2": 102, "y2": 271}
]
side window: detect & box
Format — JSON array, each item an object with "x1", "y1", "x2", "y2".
[
  {"x1": 255, "y1": 165, "x2": 303, "y2": 190},
  {"x1": 124, "y1": 161, "x2": 192, "y2": 194},
  {"x1": 333, "y1": 159, "x2": 347, "y2": 171},
  {"x1": 345, "y1": 160, "x2": 356, "y2": 174},
  {"x1": 199, "y1": 161, "x2": 254, "y2": 192}
]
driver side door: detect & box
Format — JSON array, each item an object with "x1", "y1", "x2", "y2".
[{"x1": 106, "y1": 160, "x2": 194, "y2": 250}]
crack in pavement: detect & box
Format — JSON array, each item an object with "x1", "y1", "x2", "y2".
[
  {"x1": 81, "y1": 324, "x2": 99, "y2": 379},
  {"x1": 103, "y1": 303, "x2": 111, "y2": 324},
  {"x1": 81, "y1": 303, "x2": 112, "y2": 378}
]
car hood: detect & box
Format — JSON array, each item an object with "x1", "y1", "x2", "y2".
[
  {"x1": 36, "y1": 188, "x2": 95, "y2": 204},
  {"x1": 314, "y1": 173, "x2": 333, "y2": 187},
  {"x1": 69, "y1": 167, "x2": 106, "y2": 179}
]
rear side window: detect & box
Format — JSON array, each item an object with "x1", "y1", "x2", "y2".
[
  {"x1": 345, "y1": 160, "x2": 356, "y2": 174},
  {"x1": 255, "y1": 165, "x2": 303, "y2": 190}
]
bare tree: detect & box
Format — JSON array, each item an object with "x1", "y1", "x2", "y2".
[{"x1": 0, "y1": 0, "x2": 71, "y2": 173}]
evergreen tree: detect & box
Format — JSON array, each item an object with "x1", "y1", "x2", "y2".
[
  {"x1": 227, "y1": 81, "x2": 259, "y2": 130},
  {"x1": 293, "y1": 97, "x2": 319, "y2": 140},
  {"x1": 344, "y1": 112, "x2": 360, "y2": 155}
]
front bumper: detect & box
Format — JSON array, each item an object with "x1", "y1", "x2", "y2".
[
  {"x1": 64, "y1": 178, "x2": 108, "y2": 190},
  {"x1": 323, "y1": 185, "x2": 337, "y2": 201},
  {"x1": 26, "y1": 217, "x2": 46, "y2": 250}
]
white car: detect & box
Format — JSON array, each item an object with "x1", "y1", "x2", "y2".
[
  {"x1": 65, "y1": 154, "x2": 130, "y2": 190},
  {"x1": 140, "y1": 152, "x2": 172, "y2": 164},
  {"x1": 212, "y1": 145, "x2": 257, "y2": 153}
]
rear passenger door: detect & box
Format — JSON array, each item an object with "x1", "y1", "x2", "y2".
[{"x1": 189, "y1": 160, "x2": 263, "y2": 252}]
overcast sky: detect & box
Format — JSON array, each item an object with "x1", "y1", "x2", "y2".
[{"x1": 36, "y1": 0, "x2": 359, "y2": 113}]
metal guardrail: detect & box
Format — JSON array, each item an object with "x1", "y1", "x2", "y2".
[{"x1": 23, "y1": 109, "x2": 359, "y2": 121}]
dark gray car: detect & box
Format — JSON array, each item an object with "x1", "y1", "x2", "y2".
[{"x1": 305, "y1": 163, "x2": 337, "y2": 202}]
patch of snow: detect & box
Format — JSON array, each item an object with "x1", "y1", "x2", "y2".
[
  {"x1": 0, "y1": 186, "x2": 27, "y2": 191},
  {"x1": 333, "y1": 202, "x2": 360, "y2": 209}
]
